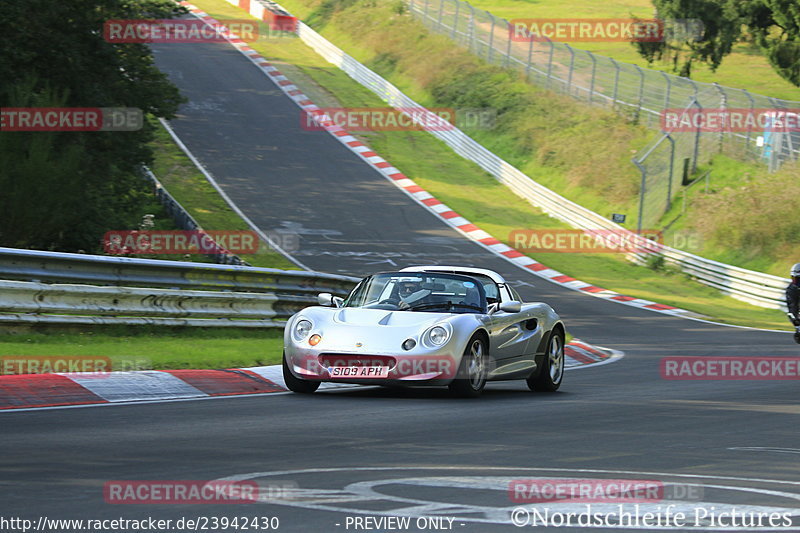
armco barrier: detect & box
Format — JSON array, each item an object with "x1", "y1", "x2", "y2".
[
  {"x1": 142, "y1": 167, "x2": 246, "y2": 266},
  {"x1": 0, "y1": 248, "x2": 358, "y2": 326},
  {"x1": 0, "y1": 280, "x2": 306, "y2": 327},
  {"x1": 630, "y1": 245, "x2": 789, "y2": 310},
  {"x1": 0, "y1": 248, "x2": 356, "y2": 293},
  {"x1": 249, "y1": 4, "x2": 789, "y2": 310}
]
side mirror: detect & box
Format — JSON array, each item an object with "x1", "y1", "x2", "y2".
[
  {"x1": 318, "y1": 293, "x2": 344, "y2": 308},
  {"x1": 317, "y1": 293, "x2": 335, "y2": 306},
  {"x1": 498, "y1": 301, "x2": 522, "y2": 314}
]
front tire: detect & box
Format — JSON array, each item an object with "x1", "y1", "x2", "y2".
[
  {"x1": 449, "y1": 335, "x2": 488, "y2": 398},
  {"x1": 282, "y1": 353, "x2": 320, "y2": 394},
  {"x1": 527, "y1": 330, "x2": 564, "y2": 392}
]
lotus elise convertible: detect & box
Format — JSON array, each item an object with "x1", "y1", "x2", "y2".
[{"x1": 282, "y1": 266, "x2": 565, "y2": 397}]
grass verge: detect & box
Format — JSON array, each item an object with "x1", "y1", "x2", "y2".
[
  {"x1": 0, "y1": 122, "x2": 296, "y2": 369},
  {"x1": 662, "y1": 155, "x2": 799, "y2": 277},
  {"x1": 460, "y1": 0, "x2": 800, "y2": 101},
  {"x1": 272, "y1": 0, "x2": 800, "y2": 279},
  {"x1": 188, "y1": 0, "x2": 791, "y2": 330},
  {"x1": 148, "y1": 120, "x2": 298, "y2": 270},
  {"x1": 0, "y1": 327, "x2": 284, "y2": 370}
]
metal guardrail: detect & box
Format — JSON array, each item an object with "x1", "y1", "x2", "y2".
[
  {"x1": 142, "y1": 167, "x2": 247, "y2": 266},
  {"x1": 287, "y1": 15, "x2": 791, "y2": 310},
  {"x1": 0, "y1": 248, "x2": 359, "y2": 326}
]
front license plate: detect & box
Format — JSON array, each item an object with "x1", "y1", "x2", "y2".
[{"x1": 328, "y1": 366, "x2": 390, "y2": 378}]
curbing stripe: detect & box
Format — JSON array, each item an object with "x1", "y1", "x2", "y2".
[
  {"x1": 162, "y1": 369, "x2": 284, "y2": 396},
  {"x1": 0, "y1": 339, "x2": 621, "y2": 410},
  {"x1": 564, "y1": 347, "x2": 596, "y2": 365},
  {"x1": 0, "y1": 374, "x2": 107, "y2": 410},
  {"x1": 67, "y1": 371, "x2": 207, "y2": 403}
]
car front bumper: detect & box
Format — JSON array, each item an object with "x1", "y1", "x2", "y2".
[{"x1": 284, "y1": 346, "x2": 464, "y2": 386}]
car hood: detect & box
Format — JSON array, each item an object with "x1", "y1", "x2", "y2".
[
  {"x1": 290, "y1": 306, "x2": 483, "y2": 356},
  {"x1": 330, "y1": 308, "x2": 448, "y2": 328}
]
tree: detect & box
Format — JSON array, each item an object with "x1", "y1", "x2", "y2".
[
  {"x1": 0, "y1": 0, "x2": 186, "y2": 251},
  {"x1": 741, "y1": 0, "x2": 800, "y2": 86},
  {"x1": 632, "y1": 0, "x2": 743, "y2": 78}
]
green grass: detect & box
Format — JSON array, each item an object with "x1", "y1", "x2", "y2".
[
  {"x1": 280, "y1": 0, "x2": 799, "y2": 100},
  {"x1": 3, "y1": 0, "x2": 788, "y2": 374},
  {"x1": 0, "y1": 121, "x2": 296, "y2": 372},
  {"x1": 0, "y1": 327, "x2": 284, "y2": 370},
  {"x1": 188, "y1": 0, "x2": 792, "y2": 330},
  {"x1": 671, "y1": 156, "x2": 800, "y2": 277},
  {"x1": 199, "y1": 0, "x2": 653, "y2": 220},
  {"x1": 148, "y1": 121, "x2": 298, "y2": 270},
  {"x1": 0, "y1": 125, "x2": 298, "y2": 372},
  {"x1": 275, "y1": 0, "x2": 800, "y2": 279},
  {"x1": 388, "y1": 135, "x2": 789, "y2": 329},
  {"x1": 464, "y1": 0, "x2": 800, "y2": 101}
]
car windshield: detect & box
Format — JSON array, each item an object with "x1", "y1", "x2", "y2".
[
  {"x1": 414, "y1": 270, "x2": 501, "y2": 305},
  {"x1": 343, "y1": 272, "x2": 487, "y2": 313}
]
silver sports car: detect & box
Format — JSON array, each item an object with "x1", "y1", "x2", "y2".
[{"x1": 282, "y1": 266, "x2": 565, "y2": 397}]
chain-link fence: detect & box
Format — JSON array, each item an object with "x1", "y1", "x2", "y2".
[{"x1": 407, "y1": 0, "x2": 799, "y2": 228}]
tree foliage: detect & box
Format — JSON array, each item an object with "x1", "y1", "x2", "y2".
[
  {"x1": 636, "y1": 0, "x2": 800, "y2": 86},
  {"x1": 633, "y1": 0, "x2": 743, "y2": 78},
  {"x1": 741, "y1": 0, "x2": 800, "y2": 86},
  {"x1": 0, "y1": 0, "x2": 186, "y2": 251}
]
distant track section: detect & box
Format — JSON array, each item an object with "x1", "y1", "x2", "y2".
[{"x1": 215, "y1": 0, "x2": 791, "y2": 311}]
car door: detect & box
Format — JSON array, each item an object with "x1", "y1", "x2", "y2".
[{"x1": 485, "y1": 285, "x2": 545, "y2": 378}]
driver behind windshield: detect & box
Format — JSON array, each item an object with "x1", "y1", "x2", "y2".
[{"x1": 397, "y1": 280, "x2": 428, "y2": 307}]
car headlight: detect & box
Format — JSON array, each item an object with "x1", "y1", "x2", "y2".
[
  {"x1": 293, "y1": 319, "x2": 313, "y2": 342},
  {"x1": 426, "y1": 325, "x2": 450, "y2": 346}
]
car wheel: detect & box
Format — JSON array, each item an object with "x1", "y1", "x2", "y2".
[
  {"x1": 282, "y1": 353, "x2": 320, "y2": 394},
  {"x1": 527, "y1": 330, "x2": 564, "y2": 392},
  {"x1": 449, "y1": 335, "x2": 488, "y2": 398}
]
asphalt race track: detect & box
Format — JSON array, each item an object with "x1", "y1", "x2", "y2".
[{"x1": 3, "y1": 36, "x2": 800, "y2": 533}]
